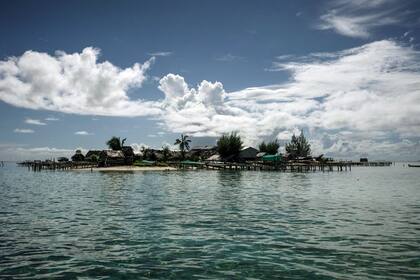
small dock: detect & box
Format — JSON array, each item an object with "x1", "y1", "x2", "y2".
[
  {"x1": 178, "y1": 161, "x2": 352, "y2": 172},
  {"x1": 17, "y1": 161, "x2": 97, "y2": 171},
  {"x1": 349, "y1": 161, "x2": 393, "y2": 166}
]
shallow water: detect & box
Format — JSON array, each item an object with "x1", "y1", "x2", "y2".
[{"x1": 1, "y1": 163, "x2": 420, "y2": 279}]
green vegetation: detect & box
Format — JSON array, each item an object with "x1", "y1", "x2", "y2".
[
  {"x1": 285, "y1": 130, "x2": 311, "y2": 158},
  {"x1": 106, "y1": 136, "x2": 126, "y2": 150},
  {"x1": 217, "y1": 132, "x2": 243, "y2": 159},
  {"x1": 174, "y1": 134, "x2": 191, "y2": 159},
  {"x1": 142, "y1": 147, "x2": 157, "y2": 161},
  {"x1": 259, "y1": 139, "x2": 280, "y2": 155},
  {"x1": 162, "y1": 145, "x2": 171, "y2": 162}
]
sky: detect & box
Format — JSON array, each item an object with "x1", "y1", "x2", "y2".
[{"x1": 1, "y1": 0, "x2": 420, "y2": 161}]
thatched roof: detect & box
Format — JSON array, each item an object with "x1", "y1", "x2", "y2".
[
  {"x1": 102, "y1": 150, "x2": 124, "y2": 158},
  {"x1": 206, "y1": 154, "x2": 221, "y2": 161}
]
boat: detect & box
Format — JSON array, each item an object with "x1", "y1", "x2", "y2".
[{"x1": 408, "y1": 164, "x2": 420, "y2": 167}]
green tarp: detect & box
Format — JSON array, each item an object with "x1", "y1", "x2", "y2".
[
  {"x1": 141, "y1": 160, "x2": 156, "y2": 165},
  {"x1": 180, "y1": 160, "x2": 205, "y2": 165},
  {"x1": 262, "y1": 155, "x2": 282, "y2": 162}
]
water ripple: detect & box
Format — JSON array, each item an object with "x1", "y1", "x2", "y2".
[{"x1": 1, "y1": 165, "x2": 420, "y2": 279}]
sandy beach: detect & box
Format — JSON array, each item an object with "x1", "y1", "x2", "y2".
[{"x1": 77, "y1": 166, "x2": 177, "y2": 172}]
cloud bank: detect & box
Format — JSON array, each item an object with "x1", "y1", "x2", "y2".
[
  {"x1": 0, "y1": 47, "x2": 161, "y2": 116},
  {"x1": 157, "y1": 40, "x2": 420, "y2": 158},
  {"x1": 1, "y1": 40, "x2": 420, "y2": 159}
]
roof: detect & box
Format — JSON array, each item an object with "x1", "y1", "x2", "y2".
[
  {"x1": 241, "y1": 146, "x2": 258, "y2": 151},
  {"x1": 206, "y1": 154, "x2": 221, "y2": 161},
  {"x1": 191, "y1": 145, "x2": 216, "y2": 151},
  {"x1": 103, "y1": 150, "x2": 124, "y2": 158},
  {"x1": 256, "y1": 152, "x2": 266, "y2": 158},
  {"x1": 86, "y1": 150, "x2": 101, "y2": 157}
]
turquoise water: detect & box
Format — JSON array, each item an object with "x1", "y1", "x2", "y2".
[{"x1": 1, "y1": 163, "x2": 420, "y2": 279}]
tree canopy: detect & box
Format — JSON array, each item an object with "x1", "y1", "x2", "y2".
[
  {"x1": 285, "y1": 130, "x2": 311, "y2": 158},
  {"x1": 106, "y1": 136, "x2": 126, "y2": 150},
  {"x1": 217, "y1": 132, "x2": 243, "y2": 159},
  {"x1": 259, "y1": 139, "x2": 280, "y2": 155}
]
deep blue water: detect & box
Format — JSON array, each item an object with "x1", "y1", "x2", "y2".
[{"x1": 1, "y1": 163, "x2": 420, "y2": 279}]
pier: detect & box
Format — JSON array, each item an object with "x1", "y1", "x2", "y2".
[
  {"x1": 178, "y1": 161, "x2": 352, "y2": 172},
  {"x1": 17, "y1": 160, "x2": 97, "y2": 171}
]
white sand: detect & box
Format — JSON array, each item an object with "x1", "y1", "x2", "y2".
[{"x1": 76, "y1": 166, "x2": 177, "y2": 172}]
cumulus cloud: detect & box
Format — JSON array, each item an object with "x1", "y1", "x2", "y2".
[
  {"x1": 25, "y1": 118, "x2": 46, "y2": 125},
  {"x1": 317, "y1": 0, "x2": 408, "y2": 38},
  {"x1": 14, "y1": 128, "x2": 34, "y2": 133},
  {"x1": 157, "y1": 40, "x2": 420, "y2": 159},
  {"x1": 0, "y1": 47, "x2": 161, "y2": 116},
  {"x1": 2, "y1": 41, "x2": 420, "y2": 159}
]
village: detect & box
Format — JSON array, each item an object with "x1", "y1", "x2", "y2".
[{"x1": 17, "y1": 131, "x2": 392, "y2": 172}]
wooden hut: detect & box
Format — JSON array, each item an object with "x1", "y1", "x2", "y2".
[
  {"x1": 99, "y1": 150, "x2": 125, "y2": 166},
  {"x1": 239, "y1": 147, "x2": 259, "y2": 161},
  {"x1": 71, "y1": 150, "x2": 85, "y2": 162}
]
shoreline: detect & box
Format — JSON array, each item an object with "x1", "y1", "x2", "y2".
[{"x1": 75, "y1": 166, "x2": 177, "y2": 172}]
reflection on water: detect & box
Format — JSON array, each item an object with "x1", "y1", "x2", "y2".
[{"x1": 1, "y1": 165, "x2": 420, "y2": 279}]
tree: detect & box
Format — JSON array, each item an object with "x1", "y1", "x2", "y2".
[
  {"x1": 217, "y1": 132, "x2": 243, "y2": 160},
  {"x1": 162, "y1": 145, "x2": 171, "y2": 162},
  {"x1": 106, "y1": 136, "x2": 126, "y2": 150},
  {"x1": 174, "y1": 134, "x2": 191, "y2": 159},
  {"x1": 285, "y1": 130, "x2": 311, "y2": 158},
  {"x1": 267, "y1": 140, "x2": 280, "y2": 155},
  {"x1": 258, "y1": 141, "x2": 267, "y2": 153},
  {"x1": 259, "y1": 139, "x2": 279, "y2": 155}
]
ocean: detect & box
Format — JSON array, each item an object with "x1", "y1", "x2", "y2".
[{"x1": 1, "y1": 163, "x2": 419, "y2": 279}]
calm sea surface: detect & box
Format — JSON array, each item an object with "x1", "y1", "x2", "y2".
[{"x1": 1, "y1": 163, "x2": 419, "y2": 279}]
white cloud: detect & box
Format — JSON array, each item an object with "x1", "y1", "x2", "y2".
[
  {"x1": 0, "y1": 47, "x2": 161, "y2": 116},
  {"x1": 14, "y1": 128, "x2": 34, "y2": 133},
  {"x1": 317, "y1": 0, "x2": 407, "y2": 38},
  {"x1": 0, "y1": 145, "x2": 86, "y2": 161},
  {"x1": 148, "y1": 51, "x2": 172, "y2": 57},
  {"x1": 45, "y1": 117, "x2": 59, "y2": 121},
  {"x1": 2, "y1": 41, "x2": 420, "y2": 160},
  {"x1": 25, "y1": 118, "x2": 46, "y2": 125},
  {"x1": 75, "y1": 131, "x2": 92, "y2": 135},
  {"x1": 157, "y1": 40, "x2": 420, "y2": 159}
]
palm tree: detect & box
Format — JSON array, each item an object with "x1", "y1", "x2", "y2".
[
  {"x1": 106, "y1": 136, "x2": 126, "y2": 150},
  {"x1": 174, "y1": 134, "x2": 191, "y2": 159}
]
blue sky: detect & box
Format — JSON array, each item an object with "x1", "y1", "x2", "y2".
[{"x1": 1, "y1": 0, "x2": 420, "y2": 160}]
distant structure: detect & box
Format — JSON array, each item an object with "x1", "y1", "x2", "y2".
[
  {"x1": 360, "y1": 158, "x2": 368, "y2": 162},
  {"x1": 239, "y1": 147, "x2": 259, "y2": 161},
  {"x1": 57, "y1": 157, "x2": 69, "y2": 162},
  {"x1": 71, "y1": 150, "x2": 85, "y2": 162},
  {"x1": 99, "y1": 150, "x2": 125, "y2": 166}
]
